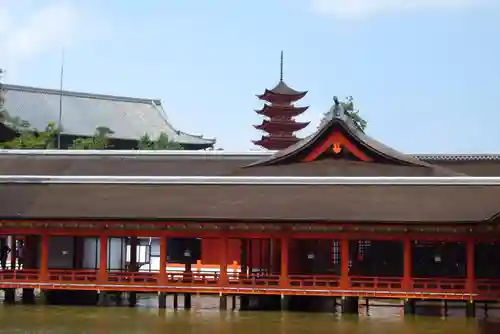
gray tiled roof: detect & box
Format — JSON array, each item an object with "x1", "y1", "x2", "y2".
[
  {"x1": 2, "y1": 84, "x2": 215, "y2": 145},
  {"x1": 413, "y1": 154, "x2": 500, "y2": 161}
]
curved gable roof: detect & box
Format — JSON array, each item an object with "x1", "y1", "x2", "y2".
[{"x1": 245, "y1": 103, "x2": 461, "y2": 176}]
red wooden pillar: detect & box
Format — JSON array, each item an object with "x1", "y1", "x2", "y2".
[
  {"x1": 99, "y1": 235, "x2": 108, "y2": 282},
  {"x1": 466, "y1": 239, "x2": 475, "y2": 293},
  {"x1": 340, "y1": 238, "x2": 349, "y2": 289},
  {"x1": 40, "y1": 234, "x2": 49, "y2": 281},
  {"x1": 10, "y1": 235, "x2": 16, "y2": 270},
  {"x1": 280, "y1": 235, "x2": 289, "y2": 286},
  {"x1": 220, "y1": 235, "x2": 229, "y2": 285},
  {"x1": 403, "y1": 238, "x2": 412, "y2": 290},
  {"x1": 159, "y1": 236, "x2": 168, "y2": 284}
]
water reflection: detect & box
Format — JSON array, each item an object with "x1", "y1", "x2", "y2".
[{"x1": 0, "y1": 296, "x2": 498, "y2": 333}]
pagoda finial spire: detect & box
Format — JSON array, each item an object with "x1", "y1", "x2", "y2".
[{"x1": 280, "y1": 50, "x2": 284, "y2": 82}]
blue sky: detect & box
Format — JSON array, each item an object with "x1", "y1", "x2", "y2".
[{"x1": 1, "y1": 0, "x2": 499, "y2": 152}]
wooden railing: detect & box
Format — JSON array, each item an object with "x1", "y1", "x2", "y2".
[
  {"x1": 349, "y1": 276, "x2": 403, "y2": 290},
  {"x1": 289, "y1": 275, "x2": 340, "y2": 288},
  {"x1": 476, "y1": 279, "x2": 500, "y2": 293},
  {"x1": 1, "y1": 270, "x2": 500, "y2": 299},
  {"x1": 412, "y1": 277, "x2": 466, "y2": 292}
]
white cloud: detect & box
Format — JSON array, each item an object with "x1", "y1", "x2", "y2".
[
  {"x1": 0, "y1": 1, "x2": 108, "y2": 76},
  {"x1": 3, "y1": 3, "x2": 77, "y2": 58},
  {"x1": 310, "y1": 0, "x2": 495, "y2": 19}
]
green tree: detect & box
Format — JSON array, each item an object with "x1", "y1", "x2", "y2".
[
  {"x1": 69, "y1": 127, "x2": 114, "y2": 149},
  {"x1": 0, "y1": 122, "x2": 58, "y2": 149},
  {"x1": 342, "y1": 96, "x2": 367, "y2": 132},
  {"x1": 138, "y1": 133, "x2": 153, "y2": 149},
  {"x1": 138, "y1": 132, "x2": 183, "y2": 150}
]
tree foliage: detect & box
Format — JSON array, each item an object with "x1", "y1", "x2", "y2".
[
  {"x1": 341, "y1": 96, "x2": 367, "y2": 132},
  {"x1": 138, "y1": 132, "x2": 183, "y2": 150},
  {"x1": 0, "y1": 116, "x2": 182, "y2": 150},
  {"x1": 69, "y1": 127, "x2": 114, "y2": 149},
  {"x1": 0, "y1": 121, "x2": 58, "y2": 149}
]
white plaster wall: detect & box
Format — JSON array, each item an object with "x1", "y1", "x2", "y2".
[
  {"x1": 79, "y1": 237, "x2": 156, "y2": 271},
  {"x1": 149, "y1": 238, "x2": 160, "y2": 258},
  {"x1": 82, "y1": 237, "x2": 98, "y2": 269},
  {"x1": 82, "y1": 237, "x2": 126, "y2": 270},
  {"x1": 108, "y1": 238, "x2": 126, "y2": 270}
]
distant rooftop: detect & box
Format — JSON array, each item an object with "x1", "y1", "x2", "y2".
[{"x1": 1, "y1": 84, "x2": 215, "y2": 147}]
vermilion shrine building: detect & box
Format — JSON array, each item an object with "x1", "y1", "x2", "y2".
[{"x1": 1, "y1": 84, "x2": 500, "y2": 314}]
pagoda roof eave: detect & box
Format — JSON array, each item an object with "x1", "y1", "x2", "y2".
[
  {"x1": 254, "y1": 121, "x2": 310, "y2": 132},
  {"x1": 256, "y1": 81, "x2": 307, "y2": 101},
  {"x1": 255, "y1": 104, "x2": 309, "y2": 111},
  {"x1": 256, "y1": 120, "x2": 310, "y2": 126},
  {"x1": 269, "y1": 80, "x2": 306, "y2": 95},
  {"x1": 253, "y1": 136, "x2": 300, "y2": 150},
  {"x1": 255, "y1": 105, "x2": 309, "y2": 115},
  {"x1": 256, "y1": 90, "x2": 307, "y2": 101}
]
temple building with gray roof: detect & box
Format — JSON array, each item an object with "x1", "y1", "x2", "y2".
[{"x1": 0, "y1": 84, "x2": 215, "y2": 150}]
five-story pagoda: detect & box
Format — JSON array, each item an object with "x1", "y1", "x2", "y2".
[{"x1": 253, "y1": 52, "x2": 310, "y2": 150}]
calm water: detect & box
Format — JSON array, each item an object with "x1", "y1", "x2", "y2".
[{"x1": 0, "y1": 296, "x2": 499, "y2": 333}]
